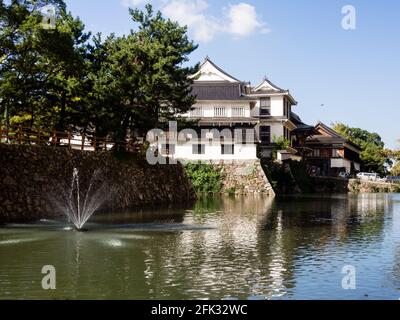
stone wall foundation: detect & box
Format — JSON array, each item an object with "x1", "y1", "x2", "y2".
[{"x1": 0, "y1": 144, "x2": 196, "y2": 223}]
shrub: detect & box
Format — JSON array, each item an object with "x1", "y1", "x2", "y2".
[
  {"x1": 271, "y1": 136, "x2": 291, "y2": 160},
  {"x1": 185, "y1": 162, "x2": 222, "y2": 194}
]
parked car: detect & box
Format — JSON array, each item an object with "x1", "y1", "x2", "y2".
[
  {"x1": 387, "y1": 176, "x2": 400, "y2": 183},
  {"x1": 357, "y1": 172, "x2": 380, "y2": 181}
]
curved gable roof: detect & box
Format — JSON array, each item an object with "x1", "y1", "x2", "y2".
[
  {"x1": 313, "y1": 122, "x2": 362, "y2": 151},
  {"x1": 252, "y1": 77, "x2": 286, "y2": 93},
  {"x1": 192, "y1": 57, "x2": 242, "y2": 83},
  {"x1": 315, "y1": 122, "x2": 343, "y2": 138}
]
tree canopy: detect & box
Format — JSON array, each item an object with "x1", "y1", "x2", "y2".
[
  {"x1": 0, "y1": 0, "x2": 88, "y2": 131},
  {"x1": 390, "y1": 162, "x2": 400, "y2": 176},
  {"x1": 0, "y1": 1, "x2": 199, "y2": 142},
  {"x1": 332, "y1": 123, "x2": 390, "y2": 174},
  {"x1": 383, "y1": 148, "x2": 400, "y2": 176}
]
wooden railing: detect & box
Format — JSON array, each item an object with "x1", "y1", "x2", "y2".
[{"x1": 0, "y1": 125, "x2": 142, "y2": 153}]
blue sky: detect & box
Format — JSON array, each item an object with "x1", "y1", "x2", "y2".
[{"x1": 65, "y1": 0, "x2": 400, "y2": 149}]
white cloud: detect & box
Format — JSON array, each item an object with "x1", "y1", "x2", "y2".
[
  {"x1": 121, "y1": 0, "x2": 270, "y2": 42},
  {"x1": 226, "y1": 3, "x2": 270, "y2": 37},
  {"x1": 162, "y1": 0, "x2": 220, "y2": 42},
  {"x1": 121, "y1": 0, "x2": 149, "y2": 8}
]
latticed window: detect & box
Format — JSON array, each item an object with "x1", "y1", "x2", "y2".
[
  {"x1": 260, "y1": 98, "x2": 271, "y2": 116},
  {"x1": 190, "y1": 106, "x2": 203, "y2": 117},
  {"x1": 192, "y1": 144, "x2": 205, "y2": 155},
  {"x1": 232, "y1": 107, "x2": 245, "y2": 117},
  {"x1": 236, "y1": 129, "x2": 255, "y2": 144},
  {"x1": 332, "y1": 149, "x2": 341, "y2": 158},
  {"x1": 260, "y1": 126, "x2": 271, "y2": 144},
  {"x1": 221, "y1": 144, "x2": 234, "y2": 155},
  {"x1": 214, "y1": 107, "x2": 227, "y2": 117}
]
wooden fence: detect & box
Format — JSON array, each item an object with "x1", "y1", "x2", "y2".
[{"x1": 0, "y1": 125, "x2": 142, "y2": 153}]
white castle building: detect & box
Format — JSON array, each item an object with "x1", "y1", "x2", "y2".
[{"x1": 160, "y1": 57, "x2": 309, "y2": 162}]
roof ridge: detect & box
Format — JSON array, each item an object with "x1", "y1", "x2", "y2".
[
  {"x1": 252, "y1": 77, "x2": 286, "y2": 93},
  {"x1": 316, "y1": 122, "x2": 347, "y2": 139},
  {"x1": 200, "y1": 57, "x2": 242, "y2": 83}
]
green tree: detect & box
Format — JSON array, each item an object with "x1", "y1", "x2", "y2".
[
  {"x1": 0, "y1": 0, "x2": 89, "y2": 132},
  {"x1": 383, "y1": 149, "x2": 400, "y2": 176},
  {"x1": 332, "y1": 123, "x2": 384, "y2": 148},
  {"x1": 271, "y1": 135, "x2": 290, "y2": 160},
  {"x1": 1, "y1": 2, "x2": 199, "y2": 145},
  {"x1": 84, "y1": 4, "x2": 199, "y2": 143},
  {"x1": 391, "y1": 162, "x2": 400, "y2": 176},
  {"x1": 332, "y1": 123, "x2": 389, "y2": 174}
]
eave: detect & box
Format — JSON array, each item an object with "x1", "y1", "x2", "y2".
[
  {"x1": 284, "y1": 119, "x2": 297, "y2": 131},
  {"x1": 246, "y1": 92, "x2": 298, "y2": 105}
]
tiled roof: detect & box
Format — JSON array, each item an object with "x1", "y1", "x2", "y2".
[
  {"x1": 191, "y1": 83, "x2": 252, "y2": 100},
  {"x1": 306, "y1": 122, "x2": 362, "y2": 151},
  {"x1": 306, "y1": 135, "x2": 347, "y2": 145},
  {"x1": 290, "y1": 112, "x2": 315, "y2": 132}
]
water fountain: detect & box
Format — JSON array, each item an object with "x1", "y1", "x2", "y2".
[{"x1": 51, "y1": 168, "x2": 108, "y2": 231}]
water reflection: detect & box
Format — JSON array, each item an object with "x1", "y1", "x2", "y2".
[
  {"x1": 0, "y1": 194, "x2": 399, "y2": 300},
  {"x1": 140, "y1": 194, "x2": 396, "y2": 299}
]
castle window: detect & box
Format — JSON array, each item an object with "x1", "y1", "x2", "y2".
[
  {"x1": 260, "y1": 98, "x2": 271, "y2": 117},
  {"x1": 192, "y1": 144, "x2": 206, "y2": 155},
  {"x1": 214, "y1": 107, "x2": 227, "y2": 117},
  {"x1": 221, "y1": 144, "x2": 234, "y2": 155},
  {"x1": 232, "y1": 107, "x2": 245, "y2": 117}
]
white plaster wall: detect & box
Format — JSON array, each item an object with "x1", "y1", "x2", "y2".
[
  {"x1": 331, "y1": 158, "x2": 352, "y2": 172},
  {"x1": 254, "y1": 123, "x2": 284, "y2": 142},
  {"x1": 331, "y1": 159, "x2": 361, "y2": 173},
  {"x1": 250, "y1": 96, "x2": 284, "y2": 118},
  {"x1": 250, "y1": 103, "x2": 260, "y2": 117},
  {"x1": 189, "y1": 101, "x2": 251, "y2": 118},
  {"x1": 194, "y1": 61, "x2": 238, "y2": 82},
  {"x1": 271, "y1": 123, "x2": 284, "y2": 140},
  {"x1": 174, "y1": 143, "x2": 257, "y2": 161},
  {"x1": 270, "y1": 96, "x2": 284, "y2": 116},
  {"x1": 278, "y1": 152, "x2": 302, "y2": 162}
]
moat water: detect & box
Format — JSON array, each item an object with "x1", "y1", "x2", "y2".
[{"x1": 1, "y1": 194, "x2": 400, "y2": 300}]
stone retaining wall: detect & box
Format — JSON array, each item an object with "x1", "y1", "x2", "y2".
[
  {"x1": 0, "y1": 144, "x2": 196, "y2": 223},
  {"x1": 348, "y1": 179, "x2": 400, "y2": 193},
  {"x1": 212, "y1": 160, "x2": 275, "y2": 196},
  {"x1": 310, "y1": 177, "x2": 400, "y2": 194},
  {"x1": 310, "y1": 176, "x2": 349, "y2": 193}
]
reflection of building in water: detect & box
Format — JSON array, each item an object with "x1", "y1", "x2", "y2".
[
  {"x1": 141, "y1": 194, "x2": 389, "y2": 299},
  {"x1": 142, "y1": 196, "x2": 282, "y2": 299},
  {"x1": 263, "y1": 210, "x2": 288, "y2": 298},
  {"x1": 351, "y1": 193, "x2": 391, "y2": 218},
  {"x1": 387, "y1": 195, "x2": 400, "y2": 290},
  {"x1": 391, "y1": 242, "x2": 400, "y2": 290}
]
